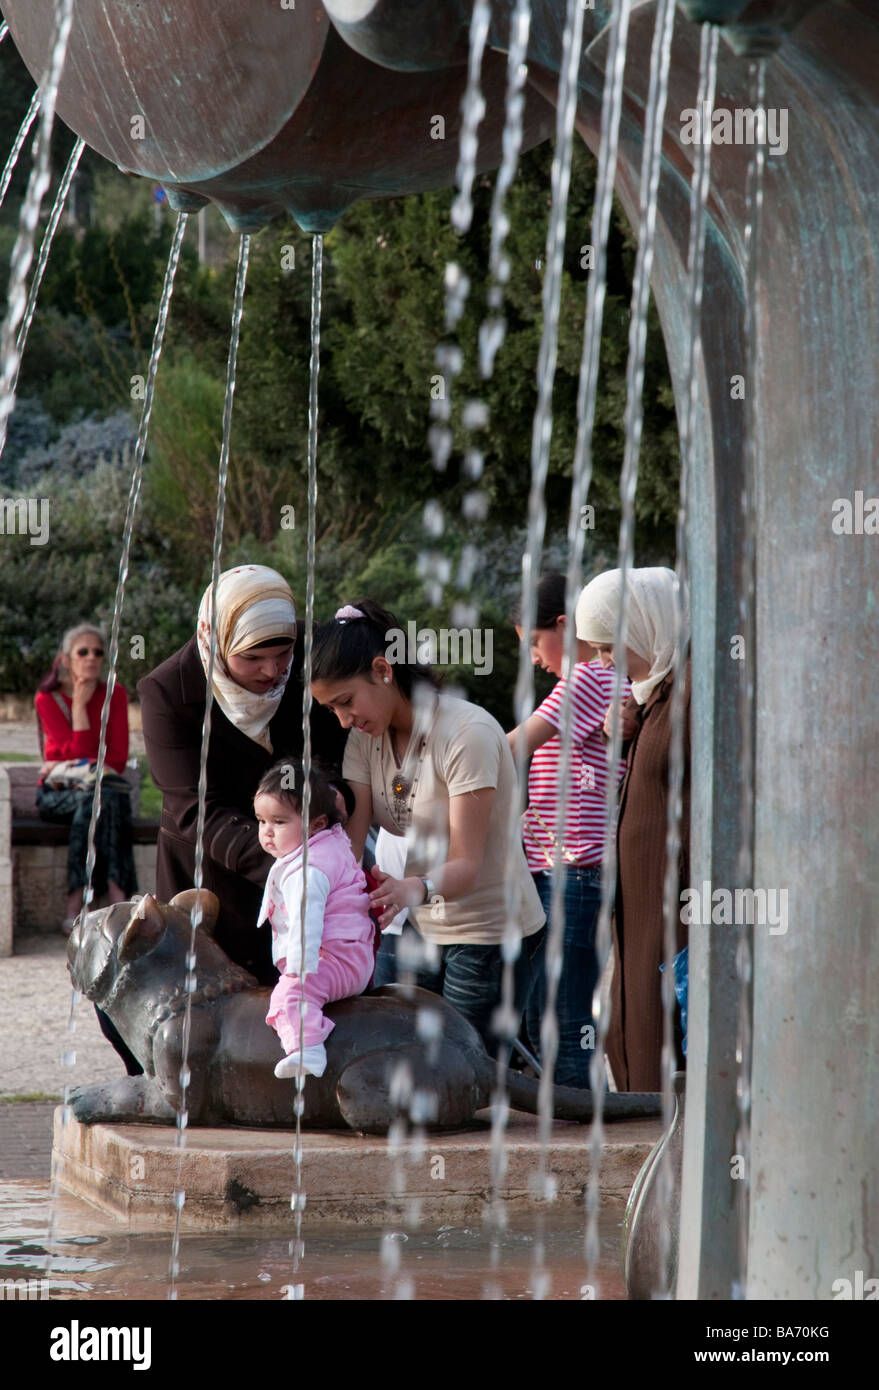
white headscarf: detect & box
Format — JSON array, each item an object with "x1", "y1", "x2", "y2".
[
  {"x1": 575, "y1": 567, "x2": 687, "y2": 705},
  {"x1": 196, "y1": 565, "x2": 297, "y2": 750}
]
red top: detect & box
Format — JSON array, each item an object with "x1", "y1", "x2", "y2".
[
  {"x1": 35, "y1": 683, "x2": 130, "y2": 775},
  {"x1": 523, "y1": 661, "x2": 629, "y2": 871}
]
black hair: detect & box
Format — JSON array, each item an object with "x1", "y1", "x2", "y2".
[
  {"x1": 244, "y1": 636, "x2": 296, "y2": 650},
  {"x1": 510, "y1": 573, "x2": 567, "y2": 630},
  {"x1": 254, "y1": 758, "x2": 341, "y2": 827},
  {"x1": 311, "y1": 597, "x2": 440, "y2": 700}
]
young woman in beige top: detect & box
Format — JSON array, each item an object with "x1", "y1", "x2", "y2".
[{"x1": 311, "y1": 599, "x2": 545, "y2": 1053}]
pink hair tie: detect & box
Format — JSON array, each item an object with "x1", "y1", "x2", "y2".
[{"x1": 334, "y1": 605, "x2": 365, "y2": 622}]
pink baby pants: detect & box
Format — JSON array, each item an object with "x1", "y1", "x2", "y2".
[{"x1": 266, "y1": 938, "x2": 376, "y2": 1054}]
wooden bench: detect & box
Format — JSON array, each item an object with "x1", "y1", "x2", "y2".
[{"x1": 0, "y1": 762, "x2": 159, "y2": 954}]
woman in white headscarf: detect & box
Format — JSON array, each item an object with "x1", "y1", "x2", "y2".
[
  {"x1": 138, "y1": 565, "x2": 347, "y2": 985},
  {"x1": 576, "y1": 567, "x2": 690, "y2": 1091}
]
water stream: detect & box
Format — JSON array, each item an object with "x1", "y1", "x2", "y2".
[
  {"x1": 479, "y1": 0, "x2": 532, "y2": 381},
  {"x1": 43, "y1": 211, "x2": 190, "y2": 1291},
  {"x1": 586, "y1": 0, "x2": 677, "y2": 1295},
  {"x1": 80, "y1": 211, "x2": 191, "y2": 920},
  {"x1": 282, "y1": 232, "x2": 325, "y2": 1300},
  {"x1": 168, "y1": 233, "x2": 251, "y2": 1299},
  {"x1": 500, "y1": 0, "x2": 587, "y2": 1301},
  {"x1": 451, "y1": 0, "x2": 492, "y2": 234},
  {"x1": 656, "y1": 19, "x2": 719, "y2": 1300},
  {"x1": 418, "y1": 0, "x2": 518, "y2": 1301},
  {"x1": 5, "y1": 137, "x2": 85, "y2": 411},
  {"x1": 0, "y1": 0, "x2": 73, "y2": 458},
  {"x1": 0, "y1": 89, "x2": 41, "y2": 216},
  {"x1": 545, "y1": 0, "x2": 634, "y2": 1297}
]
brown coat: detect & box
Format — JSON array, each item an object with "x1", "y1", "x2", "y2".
[
  {"x1": 607, "y1": 664, "x2": 690, "y2": 1092},
  {"x1": 137, "y1": 627, "x2": 347, "y2": 984}
]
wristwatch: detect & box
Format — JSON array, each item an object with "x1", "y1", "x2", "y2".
[{"x1": 420, "y1": 876, "x2": 437, "y2": 903}]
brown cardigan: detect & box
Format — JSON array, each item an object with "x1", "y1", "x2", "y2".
[
  {"x1": 137, "y1": 625, "x2": 347, "y2": 984},
  {"x1": 607, "y1": 663, "x2": 690, "y2": 1092}
]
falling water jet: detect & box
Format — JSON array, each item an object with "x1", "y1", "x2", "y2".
[
  {"x1": 7, "y1": 0, "x2": 92, "y2": 1301},
  {"x1": 420, "y1": 0, "x2": 509, "y2": 1303},
  {"x1": 167, "y1": 233, "x2": 250, "y2": 1301},
  {"x1": 0, "y1": 0, "x2": 73, "y2": 458},
  {"x1": 428, "y1": 0, "x2": 494, "y2": 480},
  {"x1": 284, "y1": 231, "x2": 325, "y2": 1301},
  {"x1": 43, "y1": 211, "x2": 190, "y2": 1295},
  {"x1": 394, "y1": 1, "x2": 498, "y2": 1299},
  {"x1": 3, "y1": 137, "x2": 85, "y2": 416},
  {"x1": 731, "y1": 57, "x2": 765, "y2": 1302},
  {"x1": 655, "y1": 19, "x2": 719, "y2": 1302},
  {"x1": 0, "y1": 90, "x2": 41, "y2": 216},
  {"x1": 500, "y1": 0, "x2": 587, "y2": 1303},
  {"x1": 80, "y1": 211, "x2": 192, "y2": 954},
  {"x1": 451, "y1": 0, "x2": 492, "y2": 234},
  {"x1": 536, "y1": 0, "x2": 634, "y2": 1299},
  {"x1": 402, "y1": 3, "x2": 499, "y2": 1278},
  {"x1": 585, "y1": 0, "x2": 677, "y2": 1294},
  {"x1": 478, "y1": 0, "x2": 532, "y2": 382}
]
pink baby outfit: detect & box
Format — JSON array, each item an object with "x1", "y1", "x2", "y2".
[{"x1": 259, "y1": 822, "x2": 375, "y2": 1055}]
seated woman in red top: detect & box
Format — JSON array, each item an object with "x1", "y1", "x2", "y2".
[{"x1": 35, "y1": 622, "x2": 137, "y2": 934}]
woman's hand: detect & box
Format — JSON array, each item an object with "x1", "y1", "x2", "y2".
[
  {"x1": 603, "y1": 702, "x2": 638, "y2": 742},
  {"x1": 71, "y1": 673, "x2": 98, "y2": 730},
  {"x1": 71, "y1": 672, "x2": 98, "y2": 704},
  {"x1": 369, "y1": 869, "x2": 425, "y2": 928}
]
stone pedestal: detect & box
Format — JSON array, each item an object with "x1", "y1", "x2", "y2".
[{"x1": 54, "y1": 1108, "x2": 662, "y2": 1230}]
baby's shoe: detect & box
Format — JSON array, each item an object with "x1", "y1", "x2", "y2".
[{"x1": 274, "y1": 1044, "x2": 327, "y2": 1080}]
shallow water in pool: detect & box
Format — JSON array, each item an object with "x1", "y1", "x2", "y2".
[{"x1": 0, "y1": 1182, "x2": 627, "y2": 1300}]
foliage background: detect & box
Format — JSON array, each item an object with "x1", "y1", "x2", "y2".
[{"x1": 0, "y1": 39, "x2": 679, "y2": 726}]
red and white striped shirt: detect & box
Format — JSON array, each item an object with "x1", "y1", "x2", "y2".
[{"x1": 523, "y1": 661, "x2": 629, "y2": 872}]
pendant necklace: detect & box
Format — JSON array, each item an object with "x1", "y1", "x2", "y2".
[{"x1": 385, "y1": 693, "x2": 437, "y2": 830}]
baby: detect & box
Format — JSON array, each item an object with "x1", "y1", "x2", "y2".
[{"x1": 254, "y1": 759, "x2": 376, "y2": 1079}]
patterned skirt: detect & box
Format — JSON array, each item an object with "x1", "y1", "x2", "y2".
[{"x1": 36, "y1": 780, "x2": 138, "y2": 898}]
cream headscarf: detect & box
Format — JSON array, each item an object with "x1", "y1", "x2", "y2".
[
  {"x1": 575, "y1": 567, "x2": 687, "y2": 705},
  {"x1": 196, "y1": 565, "x2": 297, "y2": 751}
]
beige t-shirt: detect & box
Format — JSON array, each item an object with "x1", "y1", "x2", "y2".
[{"x1": 343, "y1": 692, "x2": 545, "y2": 946}]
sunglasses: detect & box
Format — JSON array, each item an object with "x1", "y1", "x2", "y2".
[{"x1": 74, "y1": 646, "x2": 104, "y2": 658}]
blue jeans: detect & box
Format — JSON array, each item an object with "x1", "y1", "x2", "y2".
[
  {"x1": 372, "y1": 923, "x2": 545, "y2": 1058},
  {"x1": 526, "y1": 867, "x2": 601, "y2": 1088}
]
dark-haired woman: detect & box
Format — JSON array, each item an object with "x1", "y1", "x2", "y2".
[
  {"x1": 507, "y1": 574, "x2": 629, "y2": 1088},
  {"x1": 311, "y1": 601, "x2": 545, "y2": 1054},
  {"x1": 35, "y1": 622, "x2": 137, "y2": 933},
  {"x1": 138, "y1": 565, "x2": 346, "y2": 986}
]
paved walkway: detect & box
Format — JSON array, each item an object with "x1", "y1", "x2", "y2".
[
  {"x1": 0, "y1": 714, "x2": 146, "y2": 1172},
  {"x1": 0, "y1": 933, "x2": 131, "y2": 1175},
  {"x1": 0, "y1": 1101, "x2": 55, "y2": 1179},
  {"x1": 0, "y1": 658, "x2": 134, "y2": 1170},
  {"x1": 0, "y1": 933, "x2": 124, "y2": 1100}
]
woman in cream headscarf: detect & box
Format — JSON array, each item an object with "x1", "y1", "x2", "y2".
[
  {"x1": 576, "y1": 567, "x2": 690, "y2": 1092},
  {"x1": 138, "y1": 566, "x2": 347, "y2": 984}
]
